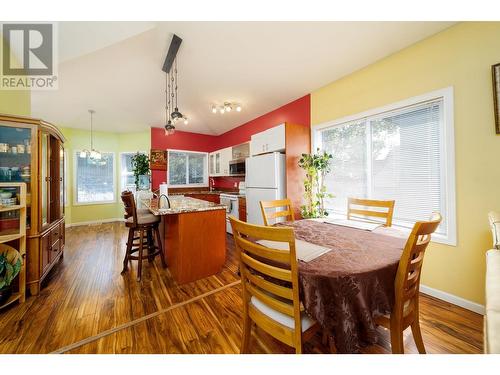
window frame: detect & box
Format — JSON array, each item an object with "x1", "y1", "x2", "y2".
[
  {"x1": 119, "y1": 151, "x2": 146, "y2": 192},
  {"x1": 73, "y1": 150, "x2": 117, "y2": 206},
  {"x1": 167, "y1": 149, "x2": 209, "y2": 188},
  {"x1": 312, "y1": 87, "x2": 456, "y2": 246}
]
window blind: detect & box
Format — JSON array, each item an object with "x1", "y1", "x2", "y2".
[
  {"x1": 76, "y1": 152, "x2": 115, "y2": 203},
  {"x1": 319, "y1": 99, "x2": 446, "y2": 235}
]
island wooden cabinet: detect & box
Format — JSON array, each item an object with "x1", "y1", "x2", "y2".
[{"x1": 0, "y1": 114, "x2": 65, "y2": 296}]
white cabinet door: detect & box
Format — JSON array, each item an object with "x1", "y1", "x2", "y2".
[
  {"x1": 220, "y1": 147, "x2": 232, "y2": 175},
  {"x1": 250, "y1": 124, "x2": 286, "y2": 156},
  {"x1": 265, "y1": 124, "x2": 285, "y2": 153},
  {"x1": 209, "y1": 153, "x2": 215, "y2": 176}
]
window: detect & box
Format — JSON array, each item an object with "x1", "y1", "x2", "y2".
[
  {"x1": 120, "y1": 152, "x2": 146, "y2": 192},
  {"x1": 167, "y1": 150, "x2": 208, "y2": 187},
  {"x1": 314, "y1": 87, "x2": 456, "y2": 245},
  {"x1": 74, "y1": 152, "x2": 116, "y2": 204}
]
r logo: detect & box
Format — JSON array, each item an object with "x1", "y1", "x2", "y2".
[{"x1": 2, "y1": 23, "x2": 53, "y2": 76}]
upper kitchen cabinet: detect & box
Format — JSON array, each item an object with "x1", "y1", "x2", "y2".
[
  {"x1": 0, "y1": 114, "x2": 65, "y2": 296},
  {"x1": 209, "y1": 147, "x2": 232, "y2": 176},
  {"x1": 250, "y1": 124, "x2": 286, "y2": 156}
]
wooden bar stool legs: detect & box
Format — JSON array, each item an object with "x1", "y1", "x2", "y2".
[{"x1": 121, "y1": 223, "x2": 166, "y2": 281}]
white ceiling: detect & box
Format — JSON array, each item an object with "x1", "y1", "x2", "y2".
[{"x1": 30, "y1": 21, "x2": 455, "y2": 135}]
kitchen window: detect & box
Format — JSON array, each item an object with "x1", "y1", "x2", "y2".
[
  {"x1": 167, "y1": 150, "x2": 208, "y2": 187},
  {"x1": 120, "y1": 152, "x2": 146, "y2": 191},
  {"x1": 74, "y1": 151, "x2": 116, "y2": 204},
  {"x1": 313, "y1": 87, "x2": 456, "y2": 245}
]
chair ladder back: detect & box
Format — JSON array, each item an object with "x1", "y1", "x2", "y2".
[
  {"x1": 121, "y1": 191, "x2": 138, "y2": 226},
  {"x1": 260, "y1": 199, "x2": 295, "y2": 226},
  {"x1": 347, "y1": 197, "x2": 395, "y2": 227},
  {"x1": 229, "y1": 216, "x2": 304, "y2": 348},
  {"x1": 394, "y1": 213, "x2": 442, "y2": 315}
]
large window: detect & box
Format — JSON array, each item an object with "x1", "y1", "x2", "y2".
[
  {"x1": 314, "y1": 88, "x2": 456, "y2": 245},
  {"x1": 120, "y1": 152, "x2": 146, "y2": 191},
  {"x1": 167, "y1": 150, "x2": 208, "y2": 187},
  {"x1": 74, "y1": 152, "x2": 116, "y2": 204}
]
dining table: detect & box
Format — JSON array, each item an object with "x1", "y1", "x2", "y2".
[{"x1": 275, "y1": 218, "x2": 408, "y2": 353}]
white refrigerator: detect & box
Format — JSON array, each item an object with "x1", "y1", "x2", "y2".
[{"x1": 245, "y1": 152, "x2": 286, "y2": 225}]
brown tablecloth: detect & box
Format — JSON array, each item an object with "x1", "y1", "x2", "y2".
[{"x1": 275, "y1": 219, "x2": 406, "y2": 353}]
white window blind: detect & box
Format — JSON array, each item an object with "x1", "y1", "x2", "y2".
[
  {"x1": 317, "y1": 96, "x2": 453, "y2": 241},
  {"x1": 75, "y1": 152, "x2": 115, "y2": 204},
  {"x1": 168, "y1": 150, "x2": 208, "y2": 187}
]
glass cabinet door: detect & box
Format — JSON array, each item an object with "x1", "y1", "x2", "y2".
[
  {"x1": 0, "y1": 123, "x2": 33, "y2": 228},
  {"x1": 41, "y1": 132, "x2": 49, "y2": 227}
]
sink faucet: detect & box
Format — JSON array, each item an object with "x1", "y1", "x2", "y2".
[{"x1": 158, "y1": 194, "x2": 171, "y2": 209}]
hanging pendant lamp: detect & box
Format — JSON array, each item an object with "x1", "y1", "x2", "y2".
[{"x1": 79, "y1": 110, "x2": 104, "y2": 164}]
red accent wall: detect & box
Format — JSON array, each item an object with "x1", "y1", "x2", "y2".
[
  {"x1": 150, "y1": 129, "x2": 217, "y2": 190},
  {"x1": 212, "y1": 95, "x2": 310, "y2": 150},
  {"x1": 150, "y1": 94, "x2": 311, "y2": 190}
]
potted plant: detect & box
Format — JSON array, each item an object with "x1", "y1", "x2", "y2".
[
  {"x1": 131, "y1": 153, "x2": 151, "y2": 191},
  {"x1": 0, "y1": 244, "x2": 22, "y2": 305},
  {"x1": 298, "y1": 149, "x2": 334, "y2": 218}
]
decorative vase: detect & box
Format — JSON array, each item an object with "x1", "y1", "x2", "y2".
[{"x1": 0, "y1": 285, "x2": 12, "y2": 305}]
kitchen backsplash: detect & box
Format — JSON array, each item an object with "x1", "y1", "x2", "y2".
[{"x1": 210, "y1": 176, "x2": 245, "y2": 190}]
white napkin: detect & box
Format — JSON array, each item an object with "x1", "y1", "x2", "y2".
[
  {"x1": 322, "y1": 218, "x2": 382, "y2": 231},
  {"x1": 256, "y1": 239, "x2": 331, "y2": 262}
]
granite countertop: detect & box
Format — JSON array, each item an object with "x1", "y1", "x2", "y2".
[{"x1": 143, "y1": 195, "x2": 227, "y2": 216}]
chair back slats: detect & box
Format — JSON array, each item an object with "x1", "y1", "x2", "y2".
[
  {"x1": 246, "y1": 282, "x2": 295, "y2": 316},
  {"x1": 236, "y1": 236, "x2": 291, "y2": 264},
  {"x1": 229, "y1": 216, "x2": 304, "y2": 347},
  {"x1": 121, "y1": 191, "x2": 138, "y2": 226},
  {"x1": 240, "y1": 252, "x2": 293, "y2": 282},
  {"x1": 246, "y1": 272, "x2": 294, "y2": 300},
  {"x1": 260, "y1": 199, "x2": 295, "y2": 226},
  {"x1": 394, "y1": 213, "x2": 442, "y2": 316},
  {"x1": 347, "y1": 197, "x2": 395, "y2": 227}
]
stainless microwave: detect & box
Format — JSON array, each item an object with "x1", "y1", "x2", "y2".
[{"x1": 229, "y1": 159, "x2": 246, "y2": 176}]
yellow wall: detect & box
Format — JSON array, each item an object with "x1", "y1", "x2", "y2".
[
  {"x1": 311, "y1": 22, "x2": 500, "y2": 305},
  {"x1": 60, "y1": 127, "x2": 150, "y2": 225}
]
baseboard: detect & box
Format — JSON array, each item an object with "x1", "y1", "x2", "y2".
[
  {"x1": 66, "y1": 218, "x2": 124, "y2": 228},
  {"x1": 420, "y1": 284, "x2": 485, "y2": 315}
]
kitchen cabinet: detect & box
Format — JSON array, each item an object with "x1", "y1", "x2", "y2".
[
  {"x1": 0, "y1": 114, "x2": 65, "y2": 296},
  {"x1": 250, "y1": 123, "x2": 286, "y2": 156},
  {"x1": 209, "y1": 147, "x2": 232, "y2": 176},
  {"x1": 184, "y1": 193, "x2": 220, "y2": 204}
]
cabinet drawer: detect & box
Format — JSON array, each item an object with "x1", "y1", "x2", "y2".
[
  {"x1": 51, "y1": 239, "x2": 61, "y2": 255},
  {"x1": 51, "y1": 224, "x2": 60, "y2": 245}
]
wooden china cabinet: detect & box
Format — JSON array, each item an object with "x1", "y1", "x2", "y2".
[{"x1": 0, "y1": 114, "x2": 65, "y2": 295}]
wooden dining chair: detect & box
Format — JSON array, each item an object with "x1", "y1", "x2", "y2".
[
  {"x1": 347, "y1": 197, "x2": 395, "y2": 227},
  {"x1": 229, "y1": 216, "x2": 319, "y2": 354},
  {"x1": 375, "y1": 212, "x2": 442, "y2": 354},
  {"x1": 259, "y1": 198, "x2": 295, "y2": 226}
]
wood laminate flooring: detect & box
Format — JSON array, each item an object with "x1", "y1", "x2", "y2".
[{"x1": 0, "y1": 222, "x2": 484, "y2": 354}]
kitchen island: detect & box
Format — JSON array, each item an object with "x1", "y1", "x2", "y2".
[{"x1": 143, "y1": 196, "x2": 227, "y2": 284}]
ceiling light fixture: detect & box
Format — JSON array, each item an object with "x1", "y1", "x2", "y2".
[
  {"x1": 211, "y1": 101, "x2": 242, "y2": 115},
  {"x1": 80, "y1": 110, "x2": 105, "y2": 164},
  {"x1": 163, "y1": 34, "x2": 188, "y2": 135}
]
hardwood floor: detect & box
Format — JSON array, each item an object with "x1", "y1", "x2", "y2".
[{"x1": 0, "y1": 222, "x2": 484, "y2": 354}]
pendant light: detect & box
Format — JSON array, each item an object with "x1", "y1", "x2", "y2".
[
  {"x1": 163, "y1": 35, "x2": 188, "y2": 135},
  {"x1": 79, "y1": 110, "x2": 103, "y2": 163}
]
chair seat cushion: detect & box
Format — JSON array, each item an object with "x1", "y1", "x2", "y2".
[
  {"x1": 126, "y1": 213, "x2": 160, "y2": 225},
  {"x1": 137, "y1": 208, "x2": 150, "y2": 216},
  {"x1": 250, "y1": 296, "x2": 315, "y2": 332}
]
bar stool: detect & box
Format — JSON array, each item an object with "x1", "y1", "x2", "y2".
[{"x1": 120, "y1": 191, "x2": 166, "y2": 281}]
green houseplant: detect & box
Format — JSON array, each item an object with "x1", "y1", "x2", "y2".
[
  {"x1": 298, "y1": 149, "x2": 334, "y2": 218},
  {"x1": 131, "y1": 153, "x2": 151, "y2": 190},
  {"x1": 0, "y1": 244, "x2": 22, "y2": 305}
]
